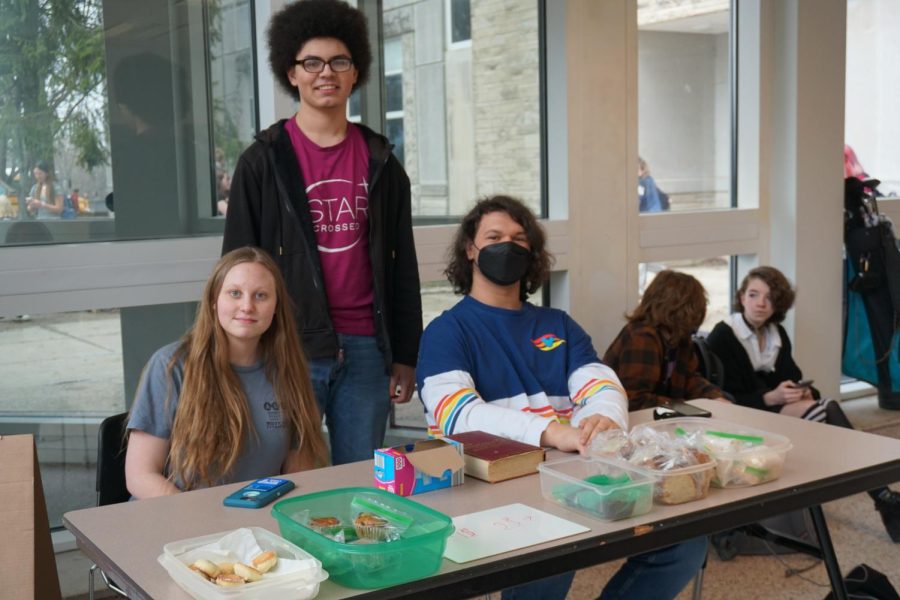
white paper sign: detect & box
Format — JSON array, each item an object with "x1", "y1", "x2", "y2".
[{"x1": 444, "y1": 503, "x2": 590, "y2": 563}]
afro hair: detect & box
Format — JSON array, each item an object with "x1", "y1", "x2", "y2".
[{"x1": 268, "y1": 0, "x2": 372, "y2": 97}]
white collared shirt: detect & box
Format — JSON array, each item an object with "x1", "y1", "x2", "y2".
[{"x1": 725, "y1": 313, "x2": 782, "y2": 372}]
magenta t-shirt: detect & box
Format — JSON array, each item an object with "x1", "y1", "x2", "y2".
[{"x1": 285, "y1": 118, "x2": 375, "y2": 336}]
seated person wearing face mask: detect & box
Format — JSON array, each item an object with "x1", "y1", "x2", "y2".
[{"x1": 417, "y1": 195, "x2": 707, "y2": 600}]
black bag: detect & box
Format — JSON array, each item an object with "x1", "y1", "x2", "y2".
[
  {"x1": 823, "y1": 563, "x2": 900, "y2": 600},
  {"x1": 711, "y1": 510, "x2": 818, "y2": 560}
]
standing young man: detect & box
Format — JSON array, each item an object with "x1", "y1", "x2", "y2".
[
  {"x1": 417, "y1": 196, "x2": 707, "y2": 600},
  {"x1": 223, "y1": 0, "x2": 422, "y2": 465}
]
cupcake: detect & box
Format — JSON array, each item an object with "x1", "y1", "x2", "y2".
[
  {"x1": 353, "y1": 511, "x2": 390, "y2": 541},
  {"x1": 308, "y1": 515, "x2": 342, "y2": 536}
]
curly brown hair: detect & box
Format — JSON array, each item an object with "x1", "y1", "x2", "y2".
[
  {"x1": 628, "y1": 270, "x2": 707, "y2": 346},
  {"x1": 267, "y1": 0, "x2": 372, "y2": 97},
  {"x1": 734, "y1": 266, "x2": 795, "y2": 324},
  {"x1": 444, "y1": 195, "x2": 553, "y2": 301}
]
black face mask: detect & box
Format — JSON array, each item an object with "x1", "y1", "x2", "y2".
[{"x1": 474, "y1": 241, "x2": 531, "y2": 286}]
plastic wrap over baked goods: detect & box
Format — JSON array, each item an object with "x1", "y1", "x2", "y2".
[
  {"x1": 637, "y1": 418, "x2": 793, "y2": 488},
  {"x1": 590, "y1": 426, "x2": 715, "y2": 505}
]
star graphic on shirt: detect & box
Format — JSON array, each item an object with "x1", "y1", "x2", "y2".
[{"x1": 358, "y1": 177, "x2": 369, "y2": 195}]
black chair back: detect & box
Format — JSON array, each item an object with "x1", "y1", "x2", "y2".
[
  {"x1": 96, "y1": 412, "x2": 131, "y2": 506},
  {"x1": 693, "y1": 335, "x2": 725, "y2": 388}
]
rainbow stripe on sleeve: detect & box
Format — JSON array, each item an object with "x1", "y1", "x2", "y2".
[
  {"x1": 572, "y1": 378, "x2": 624, "y2": 406},
  {"x1": 433, "y1": 388, "x2": 478, "y2": 435}
]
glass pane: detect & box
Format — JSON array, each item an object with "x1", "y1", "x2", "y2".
[
  {"x1": 382, "y1": 0, "x2": 542, "y2": 222},
  {"x1": 385, "y1": 74, "x2": 403, "y2": 114},
  {"x1": 348, "y1": 89, "x2": 362, "y2": 121},
  {"x1": 0, "y1": 310, "x2": 126, "y2": 527},
  {"x1": 639, "y1": 256, "x2": 732, "y2": 334},
  {"x1": 451, "y1": 0, "x2": 472, "y2": 44},
  {"x1": 384, "y1": 38, "x2": 403, "y2": 73},
  {"x1": 845, "y1": 0, "x2": 900, "y2": 196},
  {"x1": 638, "y1": 2, "x2": 732, "y2": 212},
  {"x1": 385, "y1": 118, "x2": 405, "y2": 165},
  {"x1": 0, "y1": 0, "x2": 254, "y2": 245},
  {"x1": 208, "y1": 0, "x2": 257, "y2": 218},
  {"x1": 0, "y1": 0, "x2": 111, "y2": 233}
]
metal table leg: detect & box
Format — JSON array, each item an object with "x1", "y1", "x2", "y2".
[{"x1": 808, "y1": 505, "x2": 847, "y2": 600}]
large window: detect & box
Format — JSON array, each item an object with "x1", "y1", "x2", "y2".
[
  {"x1": 846, "y1": 0, "x2": 900, "y2": 197},
  {"x1": 381, "y1": 0, "x2": 543, "y2": 221},
  {"x1": 637, "y1": 1, "x2": 732, "y2": 213},
  {"x1": 0, "y1": 0, "x2": 255, "y2": 245}
]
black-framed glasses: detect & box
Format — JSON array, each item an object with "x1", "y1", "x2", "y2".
[{"x1": 294, "y1": 56, "x2": 354, "y2": 73}]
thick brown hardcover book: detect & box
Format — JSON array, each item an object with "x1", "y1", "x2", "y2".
[{"x1": 447, "y1": 431, "x2": 545, "y2": 483}]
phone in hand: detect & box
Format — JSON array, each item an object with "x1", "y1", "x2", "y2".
[
  {"x1": 223, "y1": 477, "x2": 295, "y2": 508},
  {"x1": 795, "y1": 379, "x2": 814, "y2": 388},
  {"x1": 653, "y1": 401, "x2": 713, "y2": 420}
]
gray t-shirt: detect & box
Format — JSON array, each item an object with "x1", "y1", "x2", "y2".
[{"x1": 128, "y1": 341, "x2": 290, "y2": 489}]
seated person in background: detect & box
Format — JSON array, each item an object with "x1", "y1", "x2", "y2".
[
  {"x1": 604, "y1": 270, "x2": 727, "y2": 411},
  {"x1": 706, "y1": 265, "x2": 900, "y2": 542},
  {"x1": 417, "y1": 195, "x2": 707, "y2": 600},
  {"x1": 125, "y1": 247, "x2": 328, "y2": 498}
]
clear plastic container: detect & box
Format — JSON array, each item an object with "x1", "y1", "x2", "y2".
[
  {"x1": 636, "y1": 417, "x2": 792, "y2": 488},
  {"x1": 538, "y1": 456, "x2": 654, "y2": 521},
  {"x1": 271, "y1": 487, "x2": 454, "y2": 589},
  {"x1": 157, "y1": 526, "x2": 326, "y2": 600}
]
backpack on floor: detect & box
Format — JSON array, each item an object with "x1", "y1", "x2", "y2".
[
  {"x1": 711, "y1": 510, "x2": 818, "y2": 560},
  {"x1": 823, "y1": 563, "x2": 900, "y2": 600}
]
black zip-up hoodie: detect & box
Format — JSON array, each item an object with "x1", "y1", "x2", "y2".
[{"x1": 222, "y1": 120, "x2": 422, "y2": 370}]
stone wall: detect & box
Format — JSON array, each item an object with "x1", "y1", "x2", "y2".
[{"x1": 471, "y1": 0, "x2": 541, "y2": 212}]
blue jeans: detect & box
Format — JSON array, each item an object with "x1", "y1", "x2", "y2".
[
  {"x1": 308, "y1": 334, "x2": 391, "y2": 466},
  {"x1": 500, "y1": 537, "x2": 708, "y2": 600}
]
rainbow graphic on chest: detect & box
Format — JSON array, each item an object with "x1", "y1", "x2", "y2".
[{"x1": 532, "y1": 333, "x2": 565, "y2": 351}]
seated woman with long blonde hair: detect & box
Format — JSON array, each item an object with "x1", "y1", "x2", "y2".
[{"x1": 125, "y1": 247, "x2": 328, "y2": 498}]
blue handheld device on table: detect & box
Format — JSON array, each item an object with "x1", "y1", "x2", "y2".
[{"x1": 223, "y1": 477, "x2": 295, "y2": 508}]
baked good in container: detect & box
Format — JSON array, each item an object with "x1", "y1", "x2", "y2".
[
  {"x1": 190, "y1": 558, "x2": 219, "y2": 579},
  {"x1": 215, "y1": 573, "x2": 245, "y2": 587},
  {"x1": 233, "y1": 562, "x2": 262, "y2": 582},
  {"x1": 251, "y1": 550, "x2": 278, "y2": 573},
  {"x1": 354, "y1": 511, "x2": 390, "y2": 541},
  {"x1": 638, "y1": 448, "x2": 714, "y2": 505}
]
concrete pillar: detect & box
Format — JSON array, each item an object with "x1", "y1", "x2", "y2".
[{"x1": 765, "y1": 0, "x2": 846, "y2": 397}]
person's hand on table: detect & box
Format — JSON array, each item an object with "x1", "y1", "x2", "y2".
[
  {"x1": 576, "y1": 414, "x2": 619, "y2": 450},
  {"x1": 541, "y1": 418, "x2": 619, "y2": 455}
]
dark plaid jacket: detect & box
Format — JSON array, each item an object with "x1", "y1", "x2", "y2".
[{"x1": 603, "y1": 321, "x2": 723, "y2": 412}]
